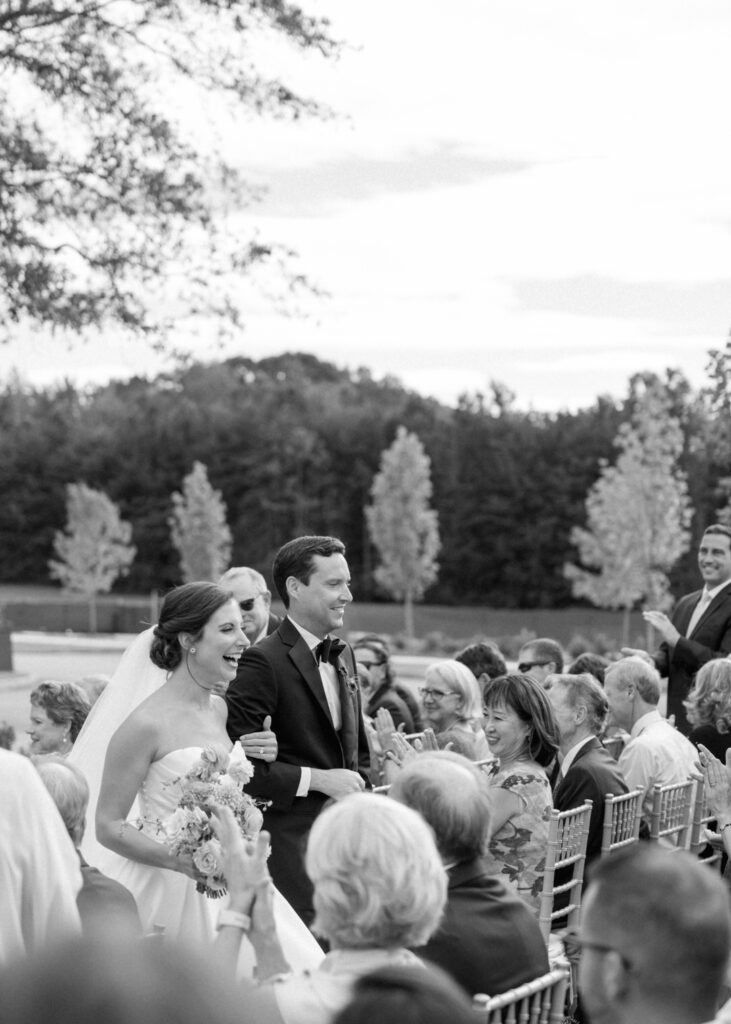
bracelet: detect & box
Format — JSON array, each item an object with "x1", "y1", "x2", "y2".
[{"x1": 216, "y1": 909, "x2": 252, "y2": 933}]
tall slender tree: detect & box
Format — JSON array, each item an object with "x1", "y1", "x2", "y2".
[
  {"x1": 565, "y1": 379, "x2": 693, "y2": 646},
  {"x1": 49, "y1": 482, "x2": 136, "y2": 631},
  {"x1": 169, "y1": 461, "x2": 232, "y2": 582},
  {"x1": 366, "y1": 426, "x2": 440, "y2": 638}
]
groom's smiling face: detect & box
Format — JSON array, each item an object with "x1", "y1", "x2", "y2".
[{"x1": 288, "y1": 553, "x2": 353, "y2": 637}]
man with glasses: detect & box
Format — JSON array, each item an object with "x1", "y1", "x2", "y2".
[
  {"x1": 219, "y1": 566, "x2": 281, "y2": 645},
  {"x1": 517, "y1": 638, "x2": 563, "y2": 688},
  {"x1": 577, "y1": 845, "x2": 730, "y2": 1024}
]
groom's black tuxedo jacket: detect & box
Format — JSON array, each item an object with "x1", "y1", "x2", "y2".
[
  {"x1": 225, "y1": 616, "x2": 370, "y2": 923},
  {"x1": 654, "y1": 583, "x2": 731, "y2": 734}
]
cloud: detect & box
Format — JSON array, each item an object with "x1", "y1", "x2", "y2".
[
  {"x1": 510, "y1": 275, "x2": 731, "y2": 335},
  {"x1": 248, "y1": 143, "x2": 532, "y2": 216}
]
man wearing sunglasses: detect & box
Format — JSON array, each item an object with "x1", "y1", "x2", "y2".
[
  {"x1": 219, "y1": 566, "x2": 281, "y2": 645},
  {"x1": 517, "y1": 637, "x2": 563, "y2": 688},
  {"x1": 577, "y1": 845, "x2": 730, "y2": 1024}
]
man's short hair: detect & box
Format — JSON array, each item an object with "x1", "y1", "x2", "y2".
[
  {"x1": 584, "y1": 845, "x2": 731, "y2": 1014},
  {"x1": 703, "y1": 524, "x2": 731, "y2": 544},
  {"x1": 218, "y1": 566, "x2": 269, "y2": 593},
  {"x1": 606, "y1": 657, "x2": 661, "y2": 705},
  {"x1": 389, "y1": 752, "x2": 492, "y2": 862},
  {"x1": 521, "y1": 638, "x2": 564, "y2": 673},
  {"x1": 35, "y1": 757, "x2": 89, "y2": 846},
  {"x1": 567, "y1": 652, "x2": 609, "y2": 685},
  {"x1": 455, "y1": 641, "x2": 507, "y2": 682},
  {"x1": 272, "y1": 536, "x2": 345, "y2": 607},
  {"x1": 549, "y1": 673, "x2": 608, "y2": 735}
]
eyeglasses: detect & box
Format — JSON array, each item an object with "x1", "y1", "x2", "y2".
[
  {"x1": 357, "y1": 660, "x2": 384, "y2": 670},
  {"x1": 563, "y1": 931, "x2": 636, "y2": 971},
  {"x1": 518, "y1": 660, "x2": 551, "y2": 674},
  {"x1": 238, "y1": 593, "x2": 265, "y2": 612},
  {"x1": 418, "y1": 687, "x2": 456, "y2": 701}
]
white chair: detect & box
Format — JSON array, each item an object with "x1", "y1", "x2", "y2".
[
  {"x1": 690, "y1": 776, "x2": 725, "y2": 870},
  {"x1": 600, "y1": 788, "x2": 643, "y2": 856},
  {"x1": 647, "y1": 779, "x2": 696, "y2": 849},
  {"x1": 537, "y1": 800, "x2": 592, "y2": 943},
  {"x1": 473, "y1": 966, "x2": 570, "y2": 1024},
  {"x1": 602, "y1": 735, "x2": 625, "y2": 760}
]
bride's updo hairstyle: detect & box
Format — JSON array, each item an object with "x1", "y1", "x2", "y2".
[{"x1": 150, "y1": 582, "x2": 233, "y2": 671}]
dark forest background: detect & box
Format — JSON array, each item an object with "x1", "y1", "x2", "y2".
[{"x1": 0, "y1": 350, "x2": 727, "y2": 608}]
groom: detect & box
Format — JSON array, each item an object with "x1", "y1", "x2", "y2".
[{"x1": 225, "y1": 535, "x2": 370, "y2": 926}]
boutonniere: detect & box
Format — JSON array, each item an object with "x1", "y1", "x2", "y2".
[{"x1": 344, "y1": 675, "x2": 358, "y2": 695}]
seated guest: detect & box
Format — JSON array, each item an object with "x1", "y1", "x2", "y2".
[
  {"x1": 455, "y1": 640, "x2": 507, "y2": 691},
  {"x1": 27, "y1": 680, "x2": 91, "y2": 757},
  {"x1": 547, "y1": 673, "x2": 628, "y2": 865},
  {"x1": 0, "y1": 748, "x2": 81, "y2": 963},
  {"x1": 354, "y1": 633, "x2": 421, "y2": 733},
  {"x1": 517, "y1": 638, "x2": 564, "y2": 688},
  {"x1": 390, "y1": 751, "x2": 548, "y2": 996},
  {"x1": 481, "y1": 674, "x2": 559, "y2": 911},
  {"x1": 212, "y1": 792, "x2": 447, "y2": 1024},
  {"x1": 418, "y1": 660, "x2": 491, "y2": 758},
  {"x1": 567, "y1": 652, "x2": 610, "y2": 686},
  {"x1": 333, "y1": 964, "x2": 476, "y2": 1024},
  {"x1": 685, "y1": 659, "x2": 731, "y2": 761},
  {"x1": 604, "y1": 658, "x2": 697, "y2": 823},
  {"x1": 578, "y1": 846, "x2": 731, "y2": 1024},
  {"x1": 34, "y1": 758, "x2": 141, "y2": 936}
]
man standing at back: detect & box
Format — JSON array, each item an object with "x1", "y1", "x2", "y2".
[
  {"x1": 225, "y1": 535, "x2": 369, "y2": 926},
  {"x1": 218, "y1": 565, "x2": 280, "y2": 645},
  {"x1": 623, "y1": 524, "x2": 731, "y2": 733}
]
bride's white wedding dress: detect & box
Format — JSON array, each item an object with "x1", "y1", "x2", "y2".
[{"x1": 69, "y1": 628, "x2": 324, "y2": 977}]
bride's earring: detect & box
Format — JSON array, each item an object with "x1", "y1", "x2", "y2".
[{"x1": 190, "y1": 646, "x2": 196, "y2": 655}]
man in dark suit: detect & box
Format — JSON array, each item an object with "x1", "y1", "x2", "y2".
[
  {"x1": 391, "y1": 752, "x2": 548, "y2": 997},
  {"x1": 218, "y1": 565, "x2": 281, "y2": 645},
  {"x1": 548, "y1": 673, "x2": 628, "y2": 866},
  {"x1": 225, "y1": 536, "x2": 370, "y2": 926},
  {"x1": 623, "y1": 524, "x2": 731, "y2": 734}
]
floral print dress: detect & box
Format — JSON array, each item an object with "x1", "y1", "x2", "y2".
[{"x1": 483, "y1": 757, "x2": 553, "y2": 913}]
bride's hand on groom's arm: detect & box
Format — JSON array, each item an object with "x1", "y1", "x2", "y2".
[{"x1": 239, "y1": 716, "x2": 278, "y2": 763}]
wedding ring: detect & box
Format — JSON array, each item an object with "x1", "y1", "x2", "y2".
[{"x1": 259, "y1": 747, "x2": 263, "y2": 754}]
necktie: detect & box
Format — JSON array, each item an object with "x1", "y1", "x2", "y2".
[{"x1": 315, "y1": 636, "x2": 346, "y2": 664}]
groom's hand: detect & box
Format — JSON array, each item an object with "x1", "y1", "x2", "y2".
[{"x1": 310, "y1": 768, "x2": 366, "y2": 800}]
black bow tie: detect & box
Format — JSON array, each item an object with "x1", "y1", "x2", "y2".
[{"x1": 315, "y1": 636, "x2": 346, "y2": 665}]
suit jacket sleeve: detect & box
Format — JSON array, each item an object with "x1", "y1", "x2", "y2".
[{"x1": 225, "y1": 645, "x2": 304, "y2": 809}]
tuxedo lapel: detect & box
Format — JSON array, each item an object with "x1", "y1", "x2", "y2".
[
  {"x1": 280, "y1": 619, "x2": 333, "y2": 725},
  {"x1": 693, "y1": 586, "x2": 731, "y2": 635},
  {"x1": 334, "y1": 648, "x2": 359, "y2": 768},
  {"x1": 676, "y1": 590, "x2": 703, "y2": 635}
]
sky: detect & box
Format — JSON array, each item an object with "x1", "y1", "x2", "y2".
[{"x1": 1, "y1": 1, "x2": 730, "y2": 412}]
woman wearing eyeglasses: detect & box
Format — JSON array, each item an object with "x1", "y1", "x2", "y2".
[
  {"x1": 417, "y1": 661, "x2": 491, "y2": 760},
  {"x1": 481, "y1": 673, "x2": 560, "y2": 913}
]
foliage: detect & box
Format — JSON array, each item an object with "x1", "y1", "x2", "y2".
[
  {"x1": 565, "y1": 377, "x2": 693, "y2": 618},
  {"x1": 169, "y1": 461, "x2": 232, "y2": 581},
  {"x1": 49, "y1": 481, "x2": 136, "y2": 629},
  {"x1": 365, "y1": 426, "x2": 440, "y2": 636},
  {"x1": 0, "y1": 0, "x2": 337, "y2": 341}
]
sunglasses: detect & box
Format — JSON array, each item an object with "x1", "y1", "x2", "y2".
[
  {"x1": 518, "y1": 660, "x2": 551, "y2": 674},
  {"x1": 238, "y1": 594, "x2": 264, "y2": 612}
]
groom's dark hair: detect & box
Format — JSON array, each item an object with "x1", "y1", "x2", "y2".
[{"x1": 273, "y1": 535, "x2": 345, "y2": 607}]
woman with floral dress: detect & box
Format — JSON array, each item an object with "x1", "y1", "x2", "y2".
[{"x1": 481, "y1": 673, "x2": 559, "y2": 912}]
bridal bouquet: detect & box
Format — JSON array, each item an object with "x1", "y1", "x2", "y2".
[{"x1": 161, "y1": 742, "x2": 265, "y2": 898}]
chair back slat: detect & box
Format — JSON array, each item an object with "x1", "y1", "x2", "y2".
[
  {"x1": 602, "y1": 735, "x2": 625, "y2": 760},
  {"x1": 647, "y1": 779, "x2": 695, "y2": 849},
  {"x1": 600, "y1": 788, "x2": 643, "y2": 856},
  {"x1": 537, "y1": 801, "x2": 592, "y2": 943},
  {"x1": 473, "y1": 967, "x2": 569, "y2": 1024}
]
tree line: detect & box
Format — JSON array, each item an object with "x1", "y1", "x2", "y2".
[{"x1": 1, "y1": 345, "x2": 729, "y2": 608}]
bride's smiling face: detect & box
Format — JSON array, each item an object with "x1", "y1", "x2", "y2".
[{"x1": 188, "y1": 599, "x2": 249, "y2": 683}]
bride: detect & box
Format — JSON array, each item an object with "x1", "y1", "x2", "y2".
[{"x1": 69, "y1": 581, "x2": 323, "y2": 973}]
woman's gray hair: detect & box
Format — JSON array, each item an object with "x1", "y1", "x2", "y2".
[
  {"x1": 426, "y1": 660, "x2": 483, "y2": 723},
  {"x1": 306, "y1": 793, "x2": 446, "y2": 949}
]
